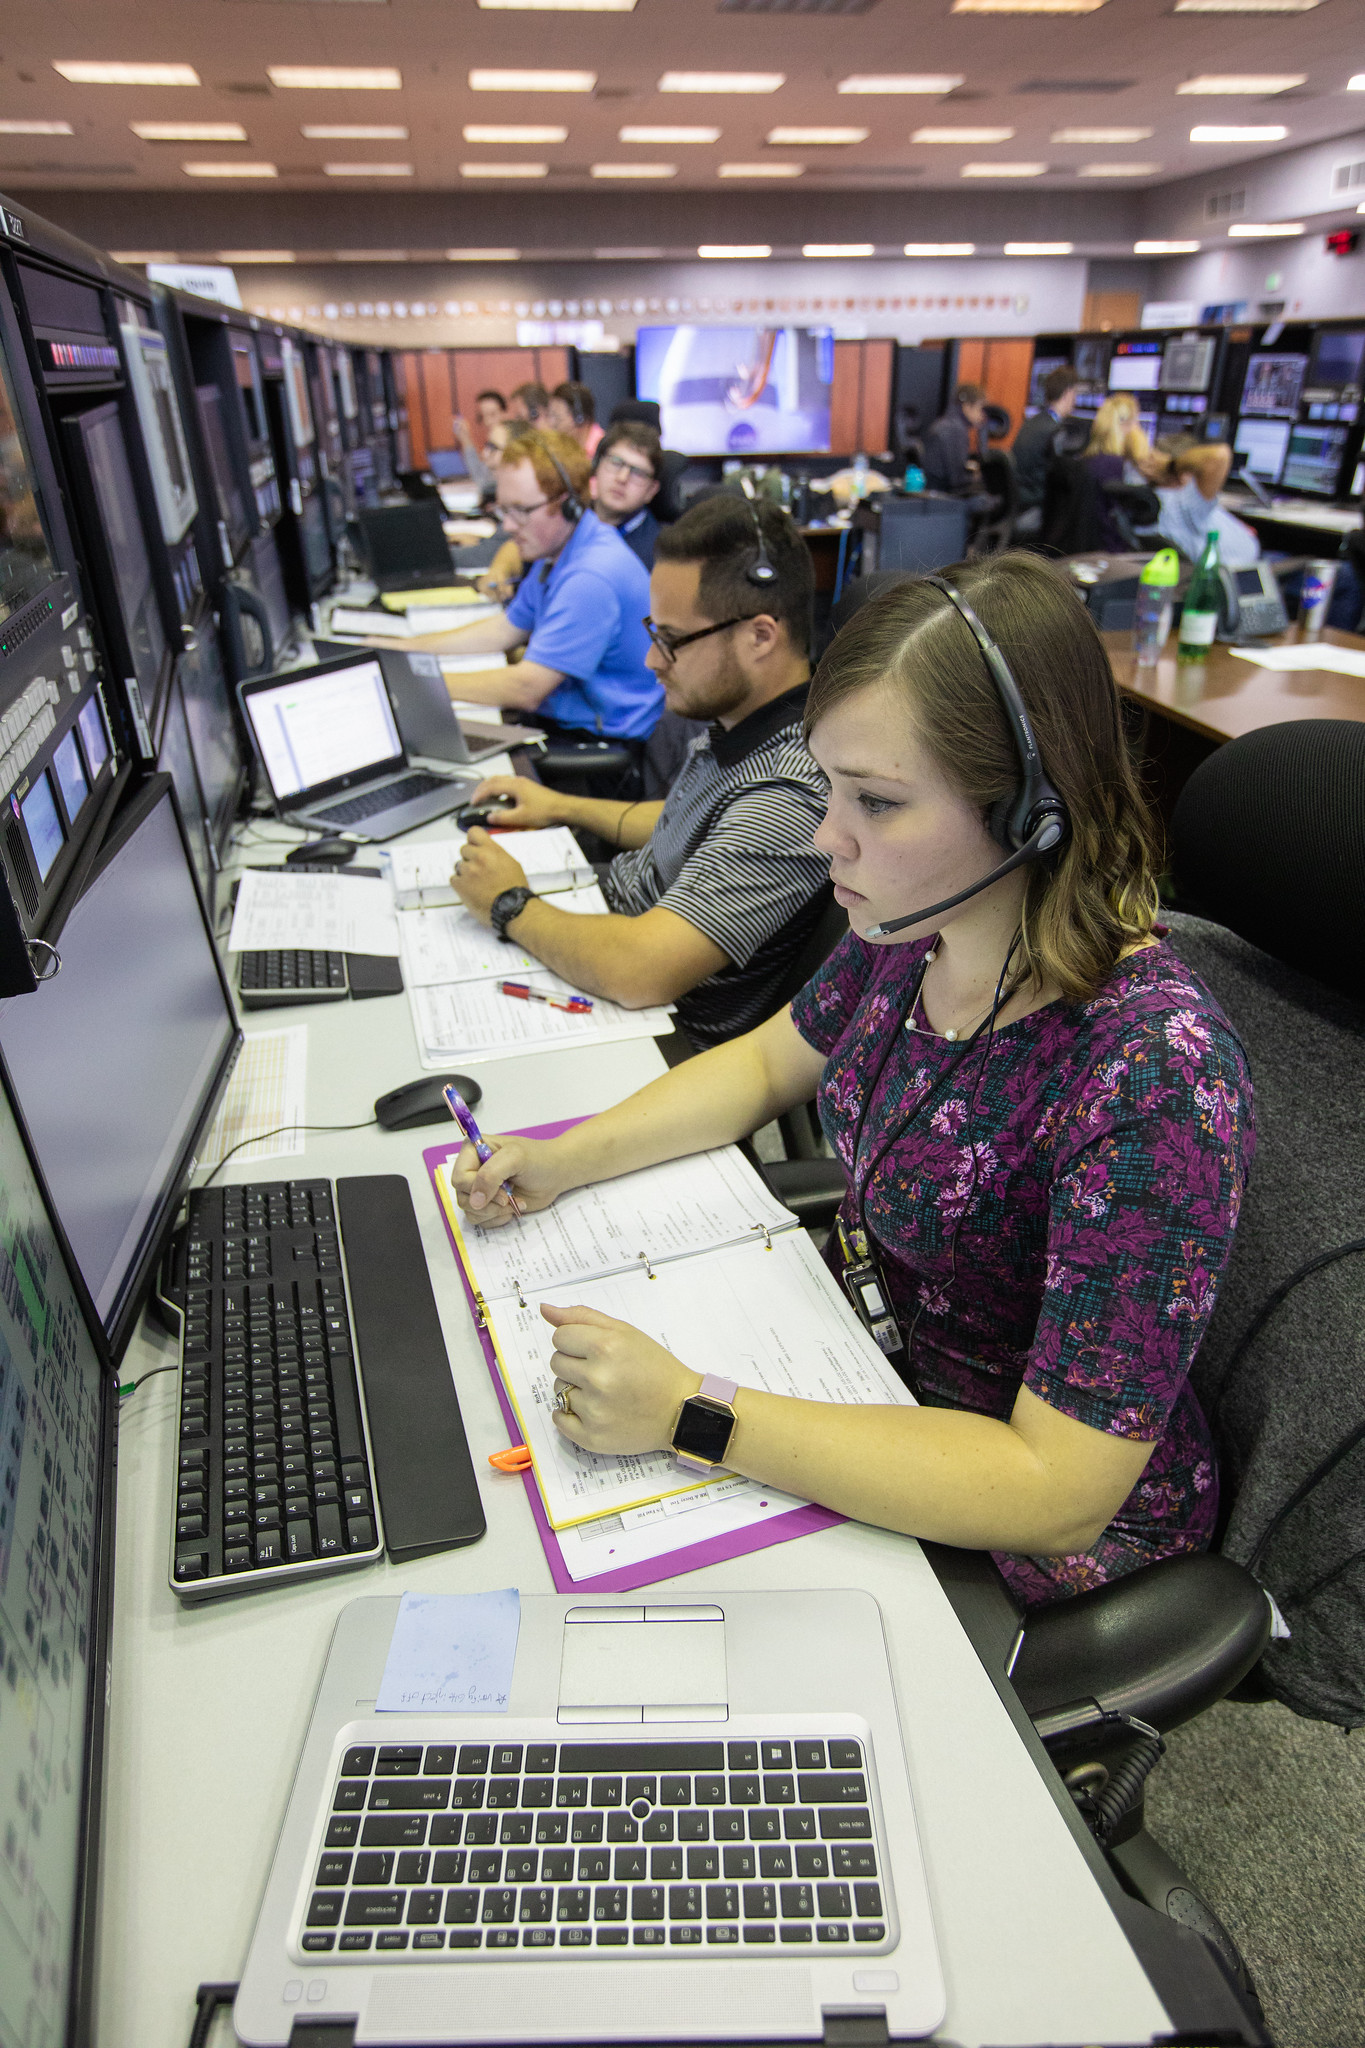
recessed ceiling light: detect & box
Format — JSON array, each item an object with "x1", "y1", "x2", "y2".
[
  {"x1": 1052, "y1": 127, "x2": 1153, "y2": 142},
  {"x1": 803, "y1": 243, "x2": 876, "y2": 256},
  {"x1": 1190, "y1": 123, "x2": 1289, "y2": 140},
  {"x1": 953, "y1": 0, "x2": 1106, "y2": 10},
  {"x1": 268, "y1": 67, "x2": 401, "y2": 90},
  {"x1": 53, "y1": 61, "x2": 201, "y2": 86},
  {"x1": 591, "y1": 162, "x2": 676, "y2": 176},
  {"x1": 323, "y1": 162, "x2": 413, "y2": 175},
  {"x1": 1227, "y1": 219, "x2": 1304, "y2": 235},
  {"x1": 915, "y1": 126, "x2": 1015, "y2": 143},
  {"x1": 469, "y1": 69, "x2": 596, "y2": 91},
  {"x1": 1352, "y1": 76, "x2": 1365, "y2": 90},
  {"x1": 303, "y1": 124, "x2": 409, "y2": 139},
  {"x1": 619, "y1": 125, "x2": 719, "y2": 142},
  {"x1": 698, "y1": 244, "x2": 771, "y2": 257},
  {"x1": 479, "y1": 0, "x2": 633, "y2": 7},
  {"x1": 1079, "y1": 162, "x2": 1160, "y2": 175},
  {"x1": 767, "y1": 127, "x2": 868, "y2": 144},
  {"x1": 108, "y1": 250, "x2": 176, "y2": 264},
  {"x1": 839, "y1": 75, "x2": 964, "y2": 94},
  {"x1": 1176, "y1": 0, "x2": 1320, "y2": 8},
  {"x1": 718, "y1": 161, "x2": 802, "y2": 176},
  {"x1": 1178, "y1": 75, "x2": 1305, "y2": 93},
  {"x1": 0, "y1": 119, "x2": 76, "y2": 135},
  {"x1": 594, "y1": 245, "x2": 664, "y2": 257},
  {"x1": 459, "y1": 161, "x2": 550, "y2": 176},
  {"x1": 962, "y1": 162, "x2": 1048, "y2": 175},
  {"x1": 904, "y1": 241, "x2": 976, "y2": 254},
  {"x1": 1135, "y1": 239, "x2": 1201, "y2": 252},
  {"x1": 1004, "y1": 240, "x2": 1074, "y2": 252},
  {"x1": 447, "y1": 247, "x2": 522, "y2": 259},
  {"x1": 463, "y1": 124, "x2": 568, "y2": 142},
  {"x1": 218, "y1": 250, "x2": 296, "y2": 263},
  {"x1": 183, "y1": 160, "x2": 277, "y2": 176},
  {"x1": 659, "y1": 73, "x2": 785, "y2": 93},
  {"x1": 131, "y1": 121, "x2": 248, "y2": 141}
]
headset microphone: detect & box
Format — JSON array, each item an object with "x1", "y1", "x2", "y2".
[{"x1": 738, "y1": 484, "x2": 778, "y2": 585}]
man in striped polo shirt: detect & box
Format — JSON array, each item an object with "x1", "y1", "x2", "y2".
[{"x1": 449, "y1": 495, "x2": 831, "y2": 1050}]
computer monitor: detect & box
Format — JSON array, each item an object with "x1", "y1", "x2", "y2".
[
  {"x1": 119, "y1": 321, "x2": 198, "y2": 544},
  {"x1": 1233, "y1": 416, "x2": 1292, "y2": 485},
  {"x1": 1161, "y1": 337, "x2": 1216, "y2": 393},
  {"x1": 1240, "y1": 354, "x2": 1308, "y2": 418},
  {"x1": 195, "y1": 383, "x2": 251, "y2": 562},
  {"x1": 298, "y1": 490, "x2": 333, "y2": 587},
  {"x1": 156, "y1": 670, "x2": 213, "y2": 906},
  {"x1": 1073, "y1": 337, "x2": 1111, "y2": 385},
  {"x1": 1108, "y1": 351, "x2": 1162, "y2": 393},
  {"x1": 0, "y1": 324, "x2": 61, "y2": 629},
  {"x1": 66, "y1": 401, "x2": 168, "y2": 718},
  {"x1": 281, "y1": 338, "x2": 315, "y2": 453},
  {"x1": 636, "y1": 325, "x2": 836, "y2": 455},
  {"x1": 0, "y1": 776, "x2": 239, "y2": 1357},
  {"x1": 1307, "y1": 328, "x2": 1365, "y2": 393},
  {"x1": 231, "y1": 335, "x2": 269, "y2": 450},
  {"x1": 424, "y1": 448, "x2": 469, "y2": 481},
  {"x1": 248, "y1": 528, "x2": 295, "y2": 661},
  {"x1": 1280, "y1": 421, "x2": 1350, "y2": 497},
  {"x1": 357, "y1": 502, "x2": 454, "y2": 588},
  {"x1": 179, "y1": 631, "x2": 245, "y2": 863}
]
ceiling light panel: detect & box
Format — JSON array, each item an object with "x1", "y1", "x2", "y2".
[
  {"x1": 767, "y1": 127, "x2": 867, "y2": 144},
  {"x1": 447, "y1": 247, "x2": 522, "y2": 259},
  {"x1": 302, "y1": 125, "x2": 409, "y2": 139},
  {"x1": 132, "y1": 121, "x2": 248, "y2": 141},
  {"x1": 914, "y1": 126, "x2": 1015, "y2": 142},
  {"x1": 0, "y1": 120, "x2": 75, "y2": 135},
  {"x1": 268, "y1": 67, "x2": 402, "y2": 89},
  {"x1": 463, "y1": 125, "x2": 568, "y2": 142},
  {"x1": 698, "y1": 244, "x2": 771, "y2": 256},
  {"x1": 53, "y1": 61, "x2": 201, "y2": 86},
  {"x1": 1135, "y1": 239, "x2": 1201, "y2": 252},
  {"x1": 218, "y1": 250, "x2": 296, "y2": 263},
  {"x1": 659, "y1": 73, "x2": 785, "y2": 92},
  {"x1": 1052, "y1": 127, "x2": 1153, "y2": 142},
  {"x1": 803, "y1": 243, "x2": 876, "y2": 255},
  {"x1": 1005, "y1": 239, "x2": 1074, "y2": 252},
  {"x1": 1177, "y1": 75, "x2": 1305, "y2": 92},
  {"x1": 479, "y1": 0, "x2": 634, "y2": 7},
  {"x1": 961, "y1": 161, "x2": 1047, "y2": 174},
  {"x1": 839, "y1": 75, "x2": 964, "y2": 93},
  {"x1": 953, "y1": 0, "x2": 1106, "y2": 10},
  {"x1": 619, "y1": 126, "x2": 720, "y2": 142},
  {"x1": 459, "y1": 161, "x2": 550, "y2": 175},
  {"x1": 469, "y1": 70, "x2": 596, "y2": 90},
  {"x1": 1190, "y1": 123, "x2": 1289, "y2": 140},
  {"x1": 718, "y1": 161, "x2": 803, "y2": 175},
  {"x1": 904, "y1": 241, "x2": 976, "y2": 253},
  {"x1": 1352, "y1": 76, "x2": 1365, "y2": 90},
  {"x1": 1228, "y1": 220, "x2": 1304, "y2": 234},
  {"x1": 183, "y1": 160, "x2": 277, "y2": 175},
  {"x1": 323, "y1": 162, "x2": 413, "y2": 175},
  {"x1": 1079, "y1": 162, "x2": 1160, "y2": 175},
  {"x1": 1176, "y1": 0, "x2": 1320, "y2": 8},
  {"x1": 590, "y1": 162, "x2": 676, "y2": 175}
]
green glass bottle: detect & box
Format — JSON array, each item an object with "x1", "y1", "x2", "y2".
[{"x1": 1177, "y1": 531, "x2": 1222, "y2": 658}]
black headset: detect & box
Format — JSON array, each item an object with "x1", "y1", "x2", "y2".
[
  {"x1": 562, "y1": 383, "x2": 589, "y2": 429},
  {"x1": 545, "y1": 447, "x2": 584, "y2": 523},
  {"x1": 741, "y1": 492, "x2": 778, "y2": 587},
  {"x1": 863, "y1": 576, "x2": 1070, "y2": 939}
]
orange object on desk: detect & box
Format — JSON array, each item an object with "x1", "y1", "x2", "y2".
[{"x1": 488, "y1": 1444, "x2": 533, "y2": 1473}]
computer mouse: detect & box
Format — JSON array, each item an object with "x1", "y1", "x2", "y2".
[
  {"x1": 374, "y1": 1073, "x2": 483, "y2": 1132},
  {"x1": 455, "y1": 794, "x2": 516, "y2": 832},
  {"x1": 285, "y1": 836, "x2": 356, "y2": 868}
]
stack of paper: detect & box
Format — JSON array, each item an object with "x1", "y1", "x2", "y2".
[
  {"x1": 227, "y1": 869, "x2": 399, "y2": 957},
  {"x1": 411, "y1": 974, "x2": 673, "y2": 1069},
  {"x1": 400, "y1": 887, "x2": 609, "y2": 987},
  {"x1": 385, "y1": 828, "x2": 594, "y2": 908},
  {"x1": 327, "y1": 604, "x2": 498, "y2": 641},
  {"x1": 379, "y1": 586, "x2": 488, "y2": 613}
]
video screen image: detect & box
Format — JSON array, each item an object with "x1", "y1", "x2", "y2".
[
  {"x1": 1309, "y1": 329, "x2": 1365, "y2": 390},
  {"x1": 1240, "y1": 354, "x2": 1307, "y2": 418},
  {"x1": 636, "y1": 326, "x2": 835, "y2": 456},
  {"x1": 0, "y1": 334, "x2": 57, "y2": 628}
]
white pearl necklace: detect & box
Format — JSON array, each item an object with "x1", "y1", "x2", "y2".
[{"x1": 904, "y1": 946, "x2": 985, "y2": 1043}]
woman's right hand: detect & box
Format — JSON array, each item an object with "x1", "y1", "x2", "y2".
[{"x1": 450, "y1": 1135, "x2": 570, "y2": 1227}]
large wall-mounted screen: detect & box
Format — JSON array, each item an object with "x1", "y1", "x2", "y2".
[
  {"x1": 636, "y1": 325, "x2": 835, "y2": 455},
  {"x1": 0, "y1": 330, "x2": 59, "y2": 627}
]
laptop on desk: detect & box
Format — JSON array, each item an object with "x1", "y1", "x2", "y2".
[
  {"x1": 240, "y1": 654, "x2": 476, "y2": 841},
  {"x1": 233, "y1": 1588, "x2": 946, "y2": 2046},
  {"x1": 359, "y1": 503, "x2": 465, "y2": 596},
  {"x1": 308, "y1": 644, "x2": 540, "y2": 771}
]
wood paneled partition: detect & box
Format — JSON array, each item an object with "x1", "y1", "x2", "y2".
[
  {"x1": 951, "y1": 338, "x2": 1035, "y2": 449},
  {"x1": 829, "y1": 339, "x2": 895, "y2": 457}
]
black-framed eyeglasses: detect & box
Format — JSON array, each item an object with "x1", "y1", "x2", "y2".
[{"x1": 642, "y1": 613, "x2": 761, "y2": 661}]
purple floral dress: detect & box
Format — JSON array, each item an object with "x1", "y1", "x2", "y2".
[{"x1": 791, "y1": 931, "x2": 1254, "y2": 1609}]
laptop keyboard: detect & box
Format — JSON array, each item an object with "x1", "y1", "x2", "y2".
[
  {"x1": 300, "y1": 1737, "x2": 890, "y2": 1958},
  {"x1": 313, "y1": 771, "x2": 449, "y2": 828}
]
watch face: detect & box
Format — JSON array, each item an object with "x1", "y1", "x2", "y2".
[{"x1": 675, "y1": 1396, "x2": 734, "y2": 1466}]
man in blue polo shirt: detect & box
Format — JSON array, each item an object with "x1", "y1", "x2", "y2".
[{"x1": 396, "y1": 427, "x2": 662, "y2": 744}]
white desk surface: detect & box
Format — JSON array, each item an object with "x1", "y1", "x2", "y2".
[
  {"x1": 1221, "y1": 491, "x2": 1363, "y2": 536},
  {"x1": 92, "y1": 815, "x2": 1175, "y2": 2048}
]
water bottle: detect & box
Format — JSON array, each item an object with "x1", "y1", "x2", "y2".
[
  {"x1": 851, "y1": 452, "x2": 870, "y2": 502},
  {"x1": 1178, "y1": 531, "x2": 1222, "y2": 658},
  {"x1": 903, "y1": 463, "x2": 926, "y2": 493},
  {"x1": 1133, "y1": 548, "x2": 1180, "y2": 667}
]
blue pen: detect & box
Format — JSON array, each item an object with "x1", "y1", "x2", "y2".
[{"x1": 444, "y1": 1086, "x2": 524, "y2": 1219}]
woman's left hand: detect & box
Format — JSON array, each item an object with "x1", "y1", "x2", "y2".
[{"x1": 542, "y1": 1302, "x2": 700, "y2": 1455}]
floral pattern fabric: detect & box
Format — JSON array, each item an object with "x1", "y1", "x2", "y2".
[{"x1": 790, "y1": 931, "x2": 1254, "y2": 1609}]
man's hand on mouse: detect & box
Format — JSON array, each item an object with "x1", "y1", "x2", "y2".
[
  {"x1": 468, "y1": 775, "x2": 566, "y2": 831},
  {"x1": 450, "y1": 828, "x2": 531, "y2": 925}
]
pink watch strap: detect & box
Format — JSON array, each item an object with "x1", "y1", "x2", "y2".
[{"x1": 698, "y1": 1373, "x2": 739, "y2": 1406}]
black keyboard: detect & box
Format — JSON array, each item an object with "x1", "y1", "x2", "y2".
[
  {"x1": 239, "y1": 949, "x2": 349, "y2": 1008},
  {"x1": 313, "y1": 771, "x2": 448, "y2": 828},
  {"x1": 301, "y1": 1735, "x2": 891, "y2": 1958},
  {"x1": 166, "y1": 1174, "x2": 485, "y2": 1599}
]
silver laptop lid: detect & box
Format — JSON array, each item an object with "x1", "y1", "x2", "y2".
[{"x1": 242, "y1": 657, "x2": 408, "y2": 812}]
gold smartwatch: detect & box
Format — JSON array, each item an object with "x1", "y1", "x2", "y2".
[{"x1": 671, "y1": 1374, "x2": 739, "y2": 1473}]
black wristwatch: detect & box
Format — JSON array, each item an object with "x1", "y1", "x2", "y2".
[
  {"x1": 672, "y1": 1374, "x2": 740, "y2": 1473},
  {"x1": 489, "y1": 886, "x2": 536, "y2": 941}
]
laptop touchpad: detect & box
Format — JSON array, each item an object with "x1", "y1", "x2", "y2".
[{"x1": 558, "y1": 1604, "x2": 728, "y2": 1724}]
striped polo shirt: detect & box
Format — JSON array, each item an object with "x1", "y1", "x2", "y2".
[{"x1": 602, "y1": 681, "x2": 831, "y2": 1048}]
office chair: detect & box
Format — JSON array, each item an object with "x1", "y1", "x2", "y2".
[
  {"x1": 1052, "y1": 418, "x2": 1092, "y2": 461},
  {"x1": 982, "y1": 401, "x2": 1013, "y2": 444},
  {"x1": 876, "y1": 494, "x2": 971, "y2": 575},
  {"x1": 967, "y1": 449, "x2": 1019, "y2": 557}
]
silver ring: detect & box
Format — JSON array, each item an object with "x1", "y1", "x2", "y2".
[{"x1": 554, "y1": 1387, "x2": 574, "y2": 1417}]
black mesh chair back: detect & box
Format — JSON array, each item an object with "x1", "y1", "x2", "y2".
[{"x1": 877, "y1": 495, "x2": 970, "y2": 575}]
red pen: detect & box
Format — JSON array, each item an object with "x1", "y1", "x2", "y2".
[{"x1": 498, "y1": 981, "x2": 593, "y2": 1013}]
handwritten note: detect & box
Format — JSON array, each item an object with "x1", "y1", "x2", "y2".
[{"x1": 376, "y1": 1589, "x2": 521, "y2": 1713}]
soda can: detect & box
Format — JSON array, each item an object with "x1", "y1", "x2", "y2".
[{"x1": 1300, "y1": 558, "x2": 1339, "y2": 638}]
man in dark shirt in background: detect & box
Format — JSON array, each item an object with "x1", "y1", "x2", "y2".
[
  {"x1": 589, "y1": 420, "x2": 664, "y2": 569},
  {"x1": 1011, "y1": 366, "x2": 1079, "y2": 532},
  {"x1": 923, "y1": 383, "x2": 989, "y2": 494}
]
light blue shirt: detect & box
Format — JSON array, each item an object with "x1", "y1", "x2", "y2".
[
  {"x1": 505, "y1": 510, "x2": 662, "y2": 739},
  {"x1": 1154, "y1": 479, "x2": 1261, "y2": 570}
]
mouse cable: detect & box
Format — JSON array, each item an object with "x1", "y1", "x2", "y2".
[{"x1": 195, "y1": 1117, "x2": 380, "y2": 1191}]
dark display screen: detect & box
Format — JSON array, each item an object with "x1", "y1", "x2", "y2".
[
  {"x1": 195, "y1": 384, "x2": 251, "y2": 559},
  {"x1": 76, "y1": 403, "x2": 166, "y2": 705},
  {"x1": 0, "y1": 328, "x2": 58, "y2": 627},
  {"x1": 1308, "y1": 328, "x2": 1365, "y2": 390}
]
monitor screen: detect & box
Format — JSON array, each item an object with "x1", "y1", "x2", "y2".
[
  {"x1": 52, "y1": 724, "x2": 90, "y2": 826},
  {"x1": 1026, "y1": 355, "x2": 1069, "y2": 411},
  {"x1": 0, "y1": 1057, "x2": 110, "y2": 2048},
  {"x1": 1281, "y1": 421, "x2": 1349, "y2": 496},
  {"x1": 1308, "y1": 328, "x2": 1365, "y2": 391},
  {"x1": 1240, "y1": 354, "x2": 1308, "y2": 418},
  {"x1": 0, "y1": 780, "x2": 237, "y2": 1351},
  {"x1": 359, "y1": 502, "x2": 452, "y2": 583},
  {"x1": 299, "y1": 490, "x2": 332, "y2": 584},
  {"x1": 281, "y1": 338, "x2": 315, "y2": 452},
  {"x1": 195, "y1": 384, "x2": 251, "y2": 560},
  {"x1": 636, "y1": 325, "x2": 836, "y2": 455},
  {"x1": 156, "y1": 674, "x2": 213, "y2": 904},
  {"x1": 1161, "y1": 337, "x2": 1216, "y2": 393},
  {"x1": 248, "y1": 528, "x2": 294, "y2": 659},
  {"x1": 179, "y1": 632, "x2": 242, "y2": 857},
  {"x1": 231, "y1": 337, "x2": 268, "y2": 447},
  {"x1": 74, "y1": 403, "x2": 167, "y2": 710},
  {"x1": 0, "y1": 325, "x2": 59, "y2": 628},
  {"x1": 424, "y1": 448, "x2": 468, "y2": 481},
  {"x1": 20, "y1": 771, "x2": 65, "y2": 881},
  {"x1": 1073, "y1": 337, "x2": 1111, "y2": 385},
  {"x1": 77, "y1": 691, "x2": 111, "y2": 779},
  {"x1": 1108, "y1": 356, "x2": 1162, "y2": 392},
  {"x1": 1234, "y1": 415, "x2": 1291, "y2": 483},
  {"x1": 243, "y1": 657, "x2": 402, "y2": 800}
]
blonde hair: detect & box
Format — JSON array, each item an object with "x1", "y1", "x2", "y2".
[
  {"x1": 1086, "y1": 393, "x2": 1151, "y2": 462},
  {"x1": 805, "y1": 553, "x2": 1162, "y2": 1003}
]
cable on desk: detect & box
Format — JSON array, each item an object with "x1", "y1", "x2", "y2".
[
  {"x1": 118, "y1": 1362, "x2": 180, "y2": 1402},
  {"x1": 196, "y1": 1118, "x2": 379, "y2": 1190},
  {"x1": 187, "y1": 1981, "x2": 239, "y2": 2048}
]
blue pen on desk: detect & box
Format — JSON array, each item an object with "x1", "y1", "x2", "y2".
[{"x1": 443, "y1": 1086, "x2": 524, "y2": 1219}]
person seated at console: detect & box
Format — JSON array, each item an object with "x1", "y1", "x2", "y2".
[
  {"x1": 590, "y1": 420, "x2": 664, "y2": 568},
  {"x1": 1143, "y1": 435, "x2": 1260, "y2": 569},
  {"x1": 449, "y1": 496, "x2": 831, "y2": 1049},
  {"x1": 451, "y1": 387, "x2": 509, "y2": 489},
  {"x1": 508, "y1": 381, "x2": 548, "y2": 425},
  {"x1": 922, "y1": 383, "x2": 989, "y2": 496},
  {"x1": 546, "y1": 381, "x2": 604, "y2": 458},
  {"x1": 391, "y1": 427, "x2": 662, "y2": 751},
  {"x1": 1082, "y1": 394, "x2": 1155, "y2": 550},
  {"x1": 452, "y1": 554, "x2": 1254, "y2": 1610},
  {"x1": 1011, "y1": 366, "x2": 1078, "y2": 528}
]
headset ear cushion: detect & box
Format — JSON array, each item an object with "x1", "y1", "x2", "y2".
[{"x1": 987, "y1": 794, "x2": 1017, "y2": 852}]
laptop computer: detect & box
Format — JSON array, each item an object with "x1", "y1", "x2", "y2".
[
  {"x1": 233, "y1": 1588, "x2": 946, "y2": 2045},
  {"x1": 309, "y1": 645, "x2": 543, "y2": 771},
  {"x1": 359, "y1": 503, "x2": 463, "y2": 595},
  {"x1": 239, "y1": 654, "x2": 476, "y2": 841}
]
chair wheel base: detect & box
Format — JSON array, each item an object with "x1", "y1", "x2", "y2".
[{"x1": 1109, "y1": 1826, "x2": 1266, "y2": 2028}]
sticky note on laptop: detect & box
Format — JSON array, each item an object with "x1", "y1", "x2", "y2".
[{"x1": 377, "y1": 1589, "x2": 521, "y2": 1714}]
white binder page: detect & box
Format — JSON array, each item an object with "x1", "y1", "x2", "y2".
[
  {"x1": 399, "y1": 887, "x2": 608, "y2": 988},
  {"x1": 411, "y1": 978, "x2": 672, "y2": 1066},
  {"x1": 443, "y1": 1144, "x2": 797, "y2": 1302},
  {"x1": 554, "y1": 1472, "x2": 813, "y2": 1583},
  {"x1": 495, "y1": 1231, "x2": 913, "y2": 1527},
  {"x1": 386, "y1": 827, "x2": 593, "y2": 906}
]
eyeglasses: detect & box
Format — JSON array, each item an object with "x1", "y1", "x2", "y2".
[
  {"x1": 599, "y1": 452, "x2": 656, "y2": 486},
  {"x1": 499, "y1": 496, "x2": 555, "y2": 524},
  {"x1": 642, "y1": 613, "x2": 761, "y2": 661}
]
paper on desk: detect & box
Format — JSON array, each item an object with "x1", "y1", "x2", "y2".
[
  {"x1": 380, "y1": 586, "x2": 489, "y2": 612},
  {"x1": 197, "y1": 1027, "x2": 307, "y2": 1168},
  {"x1": 228, "y1": 869, "x2": 400, "y2": 957},
  {"x1": 376, "y1": 1589, "x2": 520, "y2": 1714},
  {"x1": 410, "y1": 975, "x2": 672, "y2": 1067},
  {"x1": 555, "y1": 1473, "x2": 813, "y2": 1583},
  {"x1": 441, "y1": 653, "x2": 508, "y2": 678},
  {"x1": 444, "y1": 517, "x2": 499, "y2": 541},
  {"x1": 399, "y1": 887, "x2": 609, "y2": 987},
  {"x1": 386, "y1": 828, "x2": 593, "y2": 907},
  {"x1": 1230, "y1": 642, "x2": 1365, "y2": 678}
]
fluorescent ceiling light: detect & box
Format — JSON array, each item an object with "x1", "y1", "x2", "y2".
[
  {"x1": 1135, "y1": 239, "x2": 1200, "y2": 252},
  {"x1": 463, "y1": 124, "x2": 567, "y2": 142},
  {"x1": 479, "y1": 0, "x2": 632, "y2": 7},
  {"x1": 620, "y1": 125, "x2": 719, "y2": 142},
  {"x1": 803, "y1": 243, "x2": 876, "y2": 256},
  {"x1": 1190, "y1": 123, "x2": 1288, "y2": 140},
  {"x1": 915, "y1": 126, "x2": 1015, "y2": 143},
  {"x1": 53, "y1": 61, "x2": 201, "y2": 86},
  {"x1": 303, "y1": 124, "x2": 409, "y2": 139},
  {"x1": 469, "y1": 69, "x2": 596, "y2": 91},
  {"x1": 1177, "y1": 0, "x2": 1321, "y2": 8},
  {"x1": 659, "y1": 72, "x2": 784, "y2": 93},
  {"x1": 698, "y1": 244, "x2": 771, "y2": 257},
  {"x1": 132, "y1": 121, "x2": 247, "y2": 141},
  {"x1": 962, "y1": 161, "x2": 1047, "y2": 175},
  {"x1": 218, "y1": 250, "x2": 296, "y2": 263},
  {"x1": 1178, "y1": 74, "x2": 1305, "y2": 92},
  {"x1": 1227, "y1": 219, "x2": 1303, "y2": 235},
  {"x1": 1004, "y1": 239, "x2": 1074, "y2": 252},
  {"x1": 447, "y1": 247, "x2": 521, "y2": 259},
  {"x1": 1052, "y1": 126, "x2": 1153, "y2": 142},
  {"x1": 904, "y1": 241, "x2": 976, "y2": 254},
  {"x1": 1353, "y1": 76, "x2": 1365, "y2": 90},
  {"x1": 767, "y1": 127, "x2": 867, "y2": 144},
  {"x1": 594, "y1": 245, "x2": 664, "y2": 257},
  {"x1": 323, "y1": 162, "x2": 413, "y2": 175},
  {"x1": 0, "y1": 119, "x2": 75, "y2": 135},
  {"x1": 718, "y1": 161, "x2": 802, "y2": 176},
  {"x1": 183, "y1": 160, "x2": 277, "y2": 176},
  {"x1": 267, "y1": 67, "x2": 402, "y2": 89},
  {"x1": 1080, "y1": 162, "x2": 1160, "y2": 175},
  {"x1": 953, "y1": 0, "x2": 1106, "y2": 10},
  {"x1": 108, "y1": 251, "x2": 176, "y2": 264},
  {"x1": 459, "y1": 161, "x2": 549, "y2": 176},
  {"x1": 839, "y1": 75, "x2": 963, "y2": 93},
  {"x1": 591, "y1": 162, "x2": 676, "y2": 177}
]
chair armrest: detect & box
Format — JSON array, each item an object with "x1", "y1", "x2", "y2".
[
  {"x1": 537, "y1": 741, "x2": 635, "y2": 781},
  {"x1": 759, "y1": 1158, "x2": 847, "y2": 1229}
]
